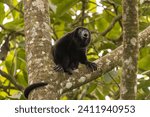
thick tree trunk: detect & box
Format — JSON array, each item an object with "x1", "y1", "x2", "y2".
[
  {"x1": 120, "y1": 0, "x2": 139, "y2": 99},
  {"x1": 24, "y1": 0, "x2": 60, "y2": 99}
]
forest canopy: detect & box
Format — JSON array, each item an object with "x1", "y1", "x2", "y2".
[{"x1": 0, "y1": 0, "x2": 150, "y2": 100}]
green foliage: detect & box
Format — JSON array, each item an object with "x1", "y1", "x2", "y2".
[
  {"x1": 0, "y1": 3, "x2": 5, "y2": 24},
  {"x1": 138, "y1": 47, "x2": 150, "y2": 70},
  {"x1": 4, "y1": 19, "x2": 24, "y2": 31},
  {"x1": 56, "y1": 0, "x2": 79, "y2": 17},
  {"x1": 106, "y1": 22, "x2": 121, "y2": 39},
  {"x1": 0, "y1": 0, "x2": 149, "y2": 100},
  {"x1": 96, "y1": 16, "x2": 109, "y2": 32}
]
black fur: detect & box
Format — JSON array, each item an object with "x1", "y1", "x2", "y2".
[
  {"x1": 24, "y1": 83, "x2": 48, "y2": 99},
  {"x1": 52, "y1": 27, "x2": 97, "y2": 75}
]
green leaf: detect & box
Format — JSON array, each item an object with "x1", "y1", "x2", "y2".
[
  {"x1": 87, "y1": 83, "x2": 97, "y2": 94},
  {"x1": 138, "y1": 78, "x2": 150, "y2": 90},
  {"x1": 96, "y1": 16, "x2": 109, "y2": 32},
  {"x1": 56, "y1": 0, "x2": 79, "y2": 17},
  {"x1": 139, "y1": 47, "x2": 150, "y2": 58},
  {"x1": 141, "y1": 7, "x2": 150, "y2": 16},
  {"x1": 11, "y1": 0, "x2": 20, "y2": 19},
  {"x1": 139, "y1": 22, "x2": 150, "y2": 31},
  {"x1": 17, "y1": 57, "x2": 26, "y2": 70},
  {"x1": 16, "y1": 70, "x2": 27, "y2": 86},
  {"x1": 99, "y1": 41, "x2": 116, "y2": 50},
  {"x1": 106, "y1": 22, "x2": 122, "y2": 39},
  {"x1": 16, "y1": 48, "x2": 26, "y2": 72},
  {"x1": 51, "y1": 0, "x2": 64, "y2": 5},
  {"x1": 0, "y1": 3, "x2": 5, "y2": 24},
  {"x1": 5, "y1": 51, "x2": 15, "y2": 75},
  {"x1": 0, "y1": 95, "x2": 5, "y2": 100},
  {"x1": 113, "y1": 0, "x2": 122, "y2": 5},
  {"x1": 95, "y1": 89, "x2": 105, "y2": 100},
  {"x1": 103, "y1": 10, "x2": 114, "y2": 22},
  {"x1": 17, "y1": 48, "x2": 25, "y2": 60},
  {"x1": 4, "y1": 19, "x2": 24, "y2": 31},
  {"x1": 138, "y1": 55, "x2": 150, "y2": 70},
  {"x1": 88, "y1": 0, "x2": 96, "y2": 13},
  {"x1": 0, "y1": 33, "x2": 5, "y2": 43},
  {"x1": 58, "y1": 13, "x2": 73, "y2": 22}
]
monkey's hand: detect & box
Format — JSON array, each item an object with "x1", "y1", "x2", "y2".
[
  {"x1": 86, "y1": 62, "x2": 97, "y2": 72},
  {"x1": 54, "y1": 65, "x2": 73, "y2": 75},
  {"x1": 54, "y1": 65, "x2": 64, "y2": 72}
]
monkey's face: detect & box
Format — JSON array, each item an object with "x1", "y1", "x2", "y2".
[{"x1": 75, "y1": 27, "x2": 91, "y2": 47}]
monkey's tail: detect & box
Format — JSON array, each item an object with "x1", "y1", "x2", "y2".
[{"x1": 24, "y1": 82, "x2": 48, "y2": 99}]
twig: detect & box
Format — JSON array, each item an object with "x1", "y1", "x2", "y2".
[
  {"x1": 101, "y1": 14, "x2": 122, "y2": 36},
  {"x1": 108, "y1": 72, "x2": 120, "y2": 89},
  {"x1": 81, "y1": 0, "x2": 87, "y2": 26},
  {"x1": 0, "y1": 70, "x2": 24, "y2": 91},
  {"x1": 0, "y1": 1, "x2": 24, "y2": 15}
]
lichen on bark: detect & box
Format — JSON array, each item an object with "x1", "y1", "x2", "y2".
[{"x1": 120, "y1": 0, "x2": 139, "y2": 99}]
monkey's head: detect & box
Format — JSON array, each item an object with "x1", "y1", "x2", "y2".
[{"x1": 74, "y1": 27, "x2": 91, "y2": 47}]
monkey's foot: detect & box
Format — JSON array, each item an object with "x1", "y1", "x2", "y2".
[
  {"x1": 54, "y1": 65, "x2": 64, "y2": 72},
  {"x1": 64, "y1": 69, "x2": 73, "y2": 75},
  {"x1": 86, "y1": 62, "x2": 97, "y2": 72}
]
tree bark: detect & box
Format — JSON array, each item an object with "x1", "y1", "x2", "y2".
[
  {"x1": 24, "y1": 0, "x2": 60, "y2": 99},
  {"x1": 121, "y1": 0, "x2": 139, "y2": 99}
]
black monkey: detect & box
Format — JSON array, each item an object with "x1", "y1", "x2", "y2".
[
  {"x1": 52, "y1": 27, "x2": 97, "y2": 74},
  {"x1": 24, "y1": 27, "x2": 97, "y2": 98}
]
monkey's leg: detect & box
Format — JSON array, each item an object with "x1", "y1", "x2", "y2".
[
  {"x1": 54, "y1": 56, "x2": 73, "y2": 75},
  {"x1": 62, "y1": 56, "x2": 73, "y2": 75}
]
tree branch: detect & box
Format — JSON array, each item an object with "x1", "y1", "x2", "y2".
[
  {"x1": 61, "y1": 25, "x2": 150, "y2": 94},
  {"x1": 0, "y1": 85, "x2": 16, "y2": 90},
  {"x1": 81, "y1": 0, "x2": 87, "y2": 26},
  {"x1": 0, "y1": 70, "x2": 24, "y2": 91},
  {"x1": 101, "y1": 14, "x2": 122, "y2": 36}
]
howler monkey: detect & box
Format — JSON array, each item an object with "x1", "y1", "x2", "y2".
[
  {"x1": 52, "y1": 26, "x2": 97, "y2": 74},
  {"x1": 24, "y1": 27, "x2": 97, "y2": 98}
]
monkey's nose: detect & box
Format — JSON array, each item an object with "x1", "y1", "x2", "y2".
[{"x1": 83, "y1": 34, "x2": 88, "y2": 38}]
